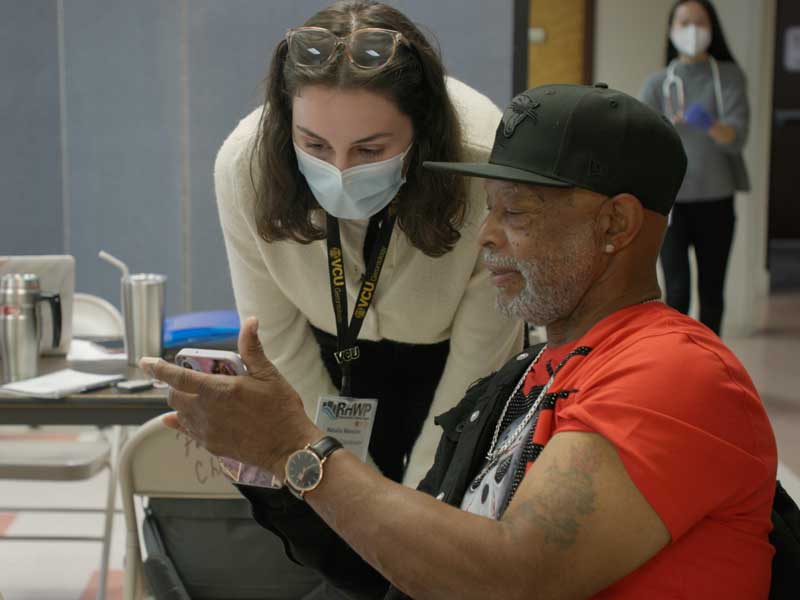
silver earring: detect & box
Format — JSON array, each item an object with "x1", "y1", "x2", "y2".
[{"x1": 605, "y1": 243, "x2": 615, "y2": 253}]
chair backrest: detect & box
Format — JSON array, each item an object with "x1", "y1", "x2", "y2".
[
  {"x1": 770, "y1": 480, "x2": 800, "y2": 599},
  {"x1": 118, "y1": 414, "x2": 240, "y2": 600},
  {"x1": 73, "y1": 292, "x2": 124, "y2": 337},
  {"x1": 119, "y1": 416, "x2": 240, "y2": 499}
]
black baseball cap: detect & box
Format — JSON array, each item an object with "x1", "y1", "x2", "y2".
[{"x1": 424, "y1": 83, "x2": 687, "y2": 216}]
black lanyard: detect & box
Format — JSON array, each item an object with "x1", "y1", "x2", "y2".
[{"x1": 326, "y1": 208, "x2": 396, "y2": 396}]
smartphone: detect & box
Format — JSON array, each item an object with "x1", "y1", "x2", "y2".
[
  {"x1": 174, "y1": 348, "x2": 246, "y2": 376},
  {"x1": 116, "y1": 378, "x2": 155, "y2": 392},
  {"x1": 174, "y1": 347, "x2": 281, "y2": 489}
]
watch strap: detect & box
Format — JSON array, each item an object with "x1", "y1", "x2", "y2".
[
  {"x1": 286, "y1": 479, "x2": 304, "y2": 501},
  {"x1": 308, "y1": 436, "x2": 343, "y2": 463}
]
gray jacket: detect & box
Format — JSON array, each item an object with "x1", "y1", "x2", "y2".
[{"x1": 640, "y1": 59, "x2": 750, "y2": 201}]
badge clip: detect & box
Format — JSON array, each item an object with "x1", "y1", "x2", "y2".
[{"x1": 334, "y1": 346, "x2": 360, "y2": 364}]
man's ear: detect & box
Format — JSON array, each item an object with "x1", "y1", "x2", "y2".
[{"x1": 598, "y1": 193, "x2": 645, "y2": 254}]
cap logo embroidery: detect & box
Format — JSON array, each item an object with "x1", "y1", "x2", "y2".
[
  {"x1": 589, "y1": 158, "x2": 607, "y2": 177},
  {"x1": 502, "y1": 95, "x2": 540, "y2": 138}
]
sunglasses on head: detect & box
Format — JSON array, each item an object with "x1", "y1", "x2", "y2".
[{"x1": 285, "y1": 26, "x2": 411, "y2": 70}]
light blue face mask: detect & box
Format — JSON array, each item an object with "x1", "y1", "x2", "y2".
[{"x1": 294, "y1": 143, "x2": 411, "y2": 220}]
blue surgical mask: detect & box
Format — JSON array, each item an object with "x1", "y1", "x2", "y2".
[{"x1": 294, "y1": 143, "x2": 411, "y2": 220}]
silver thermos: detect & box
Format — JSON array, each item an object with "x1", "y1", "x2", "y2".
[{"x1": 0, "y1": 273, "x2": 62, "y2": 383}]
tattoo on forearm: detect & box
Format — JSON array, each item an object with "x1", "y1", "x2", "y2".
[{"x1": 508, "y1": 444, "x2": 602, "y2": 550}]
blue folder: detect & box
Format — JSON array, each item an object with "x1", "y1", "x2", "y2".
[{"x1": 163, "y1": 310, "x2": 240, "y2": 349}]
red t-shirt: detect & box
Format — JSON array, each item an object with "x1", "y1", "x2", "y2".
[{"x1": 520, "y1": 302, "x2": 777, "y2": 599}]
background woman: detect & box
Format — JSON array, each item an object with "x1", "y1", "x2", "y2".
[{"x1": 641, "y1": 0, "x2": 750, "y2": 335}]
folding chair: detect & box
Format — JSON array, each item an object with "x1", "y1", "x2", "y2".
[
  {"x1": 0, "y1": 292, "x2": 127, "y2": 598},
  {"x1": 0, "y1": 428, "x2": 121, "y2": 600},
  {"x1": 72, "y1": 292, "x2": 125, "y2": 338},
  {"x1": 117, "y1": 415, "x2": 242, "y2": 600}
]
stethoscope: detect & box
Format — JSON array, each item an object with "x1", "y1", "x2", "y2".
[{"x1": 662, "y1": 55, "x2": 725, "y2": 120}]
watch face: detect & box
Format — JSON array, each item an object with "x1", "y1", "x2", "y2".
[{"x1": 286, "y1": 449, "x2": 322, "y2": 491}]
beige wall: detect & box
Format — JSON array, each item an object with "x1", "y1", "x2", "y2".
[
  {"x1": 594, "y1": 0, "x2": 674, "y2": 96},
  {"x1": 593, "y1": 0, "x2": 776, "y2": 337}
]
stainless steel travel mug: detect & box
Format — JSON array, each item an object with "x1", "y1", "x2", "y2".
[
  {"x1": 0, "y1": 273, "x2": 62, "y2": 382},
  {"x1": 121, "y1": 274, "x2": 166, "y2": 367}
]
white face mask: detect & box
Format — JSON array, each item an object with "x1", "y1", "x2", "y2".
[
  {"x1": 294, "y1": 144, "x2": 411, "y2": 220},
  {"x1": 670, "y1": 24, "x2": 712, "y2": 58}
]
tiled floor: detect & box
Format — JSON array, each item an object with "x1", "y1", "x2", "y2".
[
  {"x1": 0, "y1": 467, "x2": 127, "y2": 599},
  {"x1": 0, "y1": 293, "x2": 798, "y2": 599}
]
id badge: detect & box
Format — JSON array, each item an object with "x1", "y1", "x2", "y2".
[
  {"x1": 314, "y1": 395, "x2": 378, "y2": 463},
  {"x1": 218, "y1": 456, "x2": 282, "y2": 489}
]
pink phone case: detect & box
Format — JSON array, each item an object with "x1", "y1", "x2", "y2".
[{"x1": 176, "y1": 349, "x2": 282, "y2": 489}]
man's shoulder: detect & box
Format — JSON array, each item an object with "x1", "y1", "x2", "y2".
[
  {"x1": 556, "y1": 308, "x2": 776, "y2": 486},
  {"x1": 565, "y1": 305, "x2": 758, "y2": 416},
  {"x1": 598, "y1": 307, "x2": 751, "y2": 385},
  {"x1": 642, "y1": 312, "x2": 745, "y2": 371},
  {"x1": 571, "y1": 306, "x2": 767, "y2": 444}
]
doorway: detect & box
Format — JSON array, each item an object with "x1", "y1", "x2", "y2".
[
  {"x1": 527, "y1": 0, "x2": 595, "y2": 87},
  {"x1": 768, "y1": 0, "x2": 800, "y2": 292}
]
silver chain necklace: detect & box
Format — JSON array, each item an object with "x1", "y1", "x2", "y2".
[
  {"x1": 483, "y1": 297, "x2": 662, "y2": 465},
  {"x1": 484, "y1": 345, "x2": 548, "y2": 463}
]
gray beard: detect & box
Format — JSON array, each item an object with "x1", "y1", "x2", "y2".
[{"x1": 484, "y1": 229, "x2": 598, "y2": 327}]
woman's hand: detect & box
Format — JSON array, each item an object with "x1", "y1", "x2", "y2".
[
  {"x1": 140, "y1": 317, "x2": 323, "y2": 475},
  {"x1": 708, "y1": 121, "x2": 737, "y2": 145},
  {"x1": 676, "y1": 102, "x2": 737, "y2": 145},
  {"x1": 684, "y1": 103, "x2": 714, "y2": 130}
]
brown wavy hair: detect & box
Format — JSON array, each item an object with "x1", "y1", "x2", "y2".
[{"x1": 251, "y1": 0, "x2": 466, "y2": 257}]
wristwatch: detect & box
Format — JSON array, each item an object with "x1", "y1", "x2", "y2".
[{"x1": 284, "y1": 436, "x2": 343, "y2": 500}]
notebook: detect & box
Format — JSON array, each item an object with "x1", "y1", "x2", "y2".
[
  {"x1": 0, "y1": 369, "x2": 125, "y2": 399},
  {"x1": 0, "y1": 255, "x2": 75, "y2": 355}
]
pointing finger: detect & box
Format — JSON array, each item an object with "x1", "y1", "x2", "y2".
[
  {"x1": 162, "y1": 411, "x2": 182, "y2": 431},
  {"x1": 140, "y1": 357, "x2": 213, "y2": 394}
]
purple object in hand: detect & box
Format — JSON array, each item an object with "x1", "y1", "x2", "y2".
[{"x1": 684, "y1": 103, "x2": 714, "y2": 131}]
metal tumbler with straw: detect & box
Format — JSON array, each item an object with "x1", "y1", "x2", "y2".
[{"x1": 99, "y1": 251, "x2": 166, "y2": 366}]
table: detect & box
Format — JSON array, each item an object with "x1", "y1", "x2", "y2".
[{"x1": 0, "y1": 357, "x2": 169, "y2": 426}]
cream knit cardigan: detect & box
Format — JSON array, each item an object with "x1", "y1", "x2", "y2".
[{"x1": 214, "y1": 78, "x2": 523, "y2": 486}]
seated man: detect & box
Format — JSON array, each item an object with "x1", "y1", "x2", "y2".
[{"x1": 144, "y1": 83, "x2": 778, "y2": 599}]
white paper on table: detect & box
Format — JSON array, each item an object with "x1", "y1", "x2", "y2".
[
  {"x1": 66, "y1": 339, "x2": 127, "y2": 361},
  {"x1": 0, "y1": 369, "x2": 125, "y2": 399}
]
